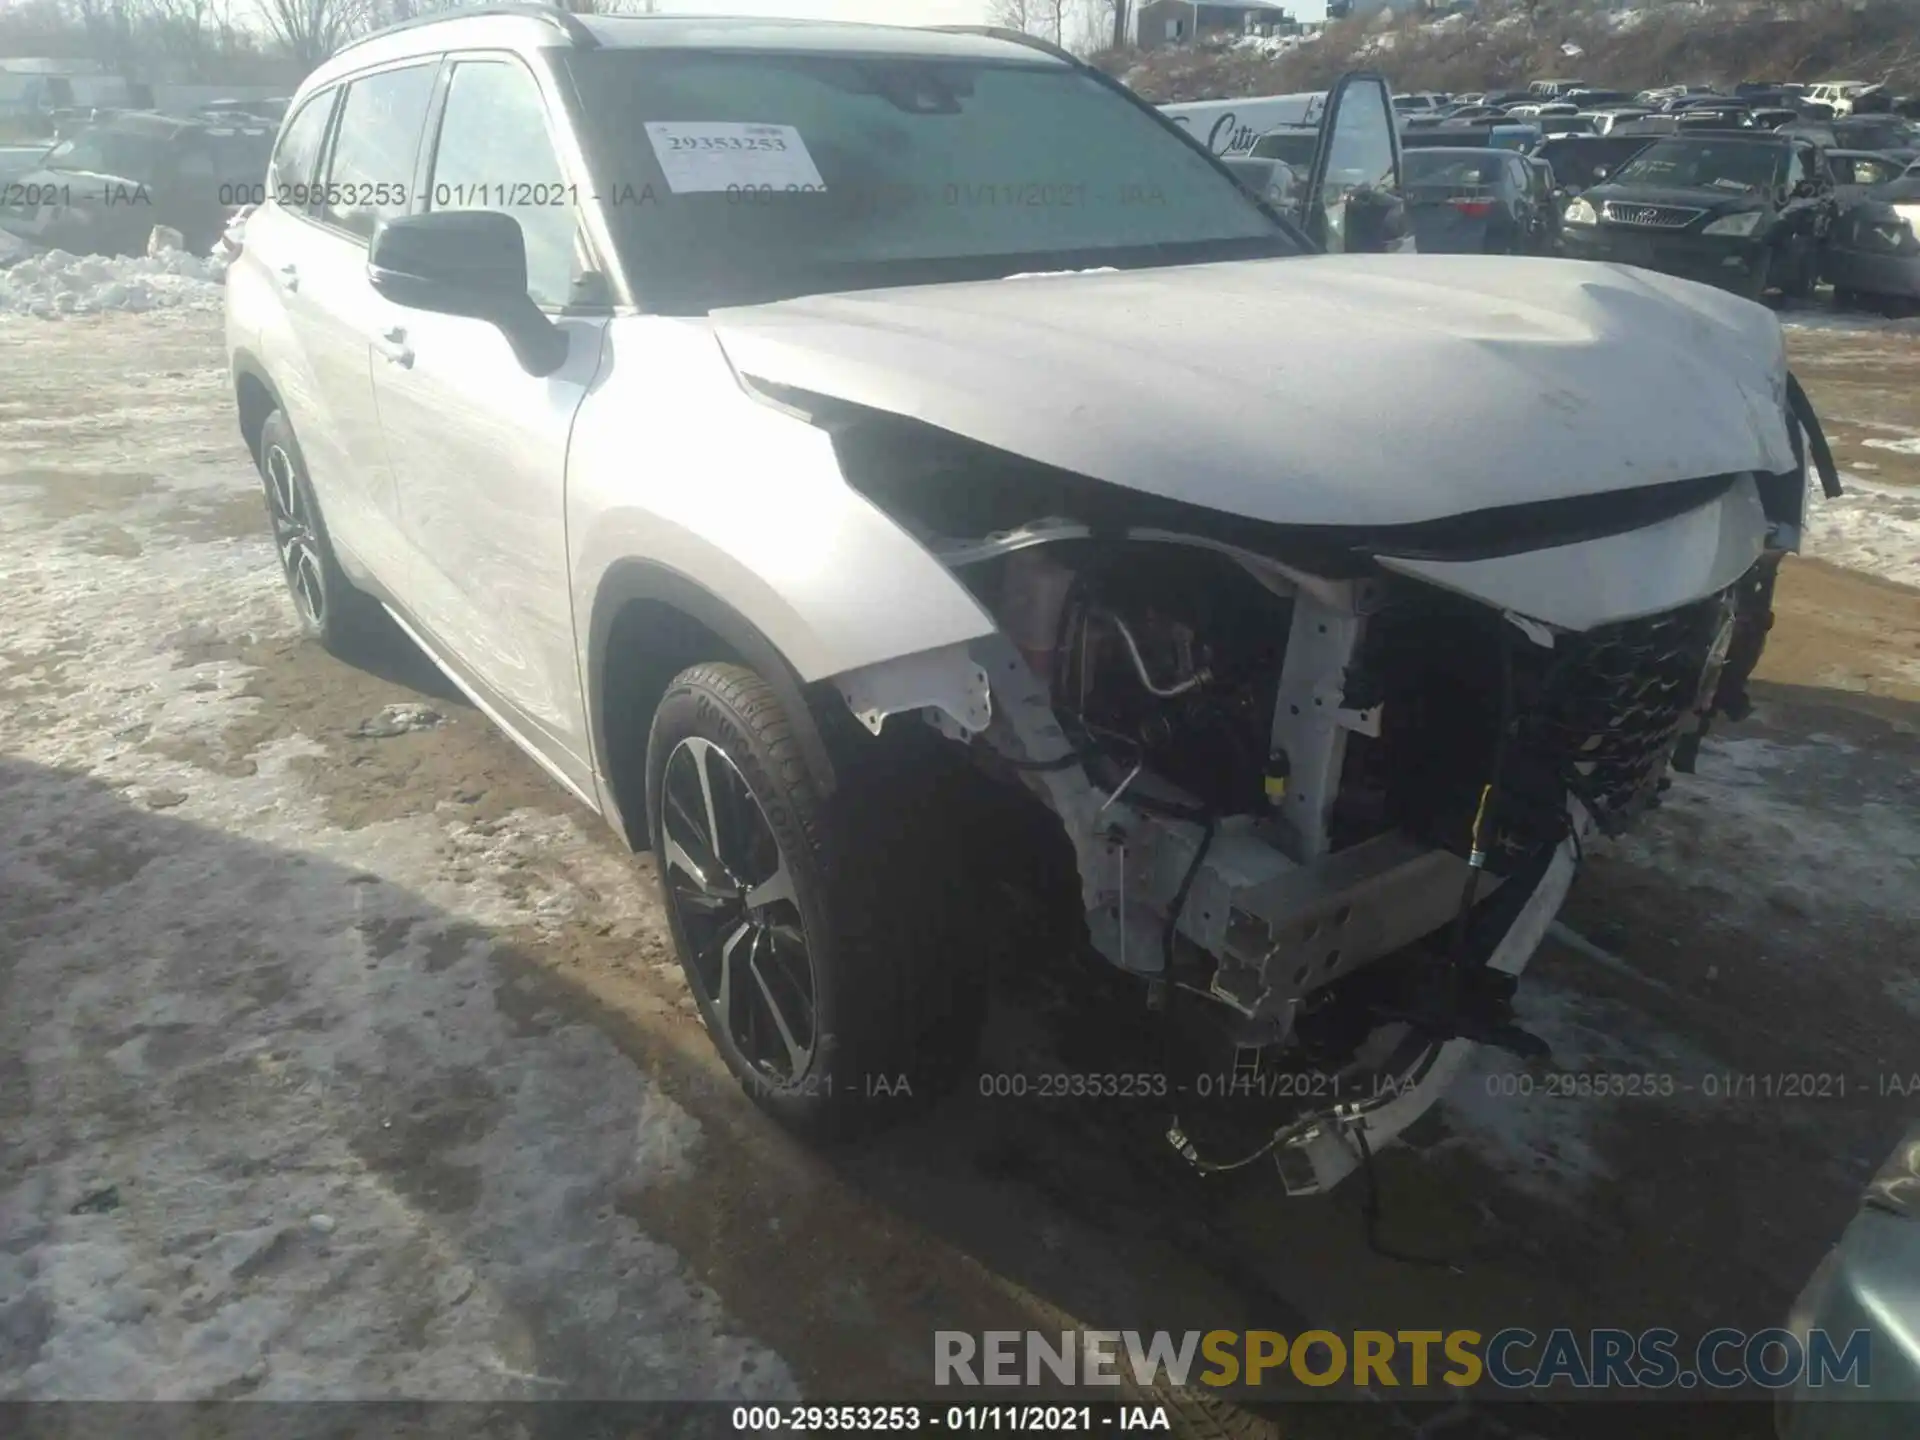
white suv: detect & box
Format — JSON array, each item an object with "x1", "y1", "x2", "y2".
[{"x1": 228, "y1": 4, "x2": 1833, "y2": 1181}]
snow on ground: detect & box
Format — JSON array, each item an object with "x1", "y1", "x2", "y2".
[
  {"x1": 1781, "y1": 308, "x2": 1920, "y2": 337},
  {"x1": 0, "y1": 317, "x2": 794, "y2": 1400},
  {"x1": 1803, "y1": 472, "x2": 1920, "y2": 591},
  {"x1": 1440, "y1": 979, "x2": 1720, "y2": 1199},
  {"x1": 1441, "y1": 724, "x2": 1920, "y2": 1198},
  {"x1": 1861, "y1": 436, "x2": 1920, "y2": 456},
  {"x1": 1610, "y1": 734, "x2": 1920, "y2": 929},
  {"x1": 0, "y1": 245, "x2": 227, "y2": 318}
]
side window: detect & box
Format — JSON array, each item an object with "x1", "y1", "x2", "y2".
[
  {"x1": 322, "y1": 63, "x2": 436, "y2": 242},
  {"x1": 1861, "y1": 157, "x2": 1898, "y2": 185},
  {"x1": 426, "y1": 60, "x2": 584, "y2": 310},
  {"x1": 1783, "y1": 147, "x2": 1807, "y2": 192},
  {"x1": 269, "y1": 91, "x2": 335, "y2": 211}
]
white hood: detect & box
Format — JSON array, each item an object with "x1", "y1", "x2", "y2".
[{"x1": 711, "y1": 253, "x2": 1797, "y2": 529}]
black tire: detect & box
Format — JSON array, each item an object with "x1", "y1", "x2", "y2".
[
  {"x1": 256, "y1": 409, "x2": 386, "y2": 660},
  {"x1": 1832, "y1": 286, "x2": 1861, "y2": 310},
  {"x1": 646, "y1": 662, "x2": 986, "y2": 1138}
]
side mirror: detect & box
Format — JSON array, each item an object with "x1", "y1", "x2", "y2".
[
  {"x1": 368, "y1": 211, "x2": 568, "y2": 377},
  {"x1": 1303, "y1": 72, "x2": 1401, "y2": 253},
  {"x1": 1592, "y1": 165, "x2": 1611, "y2": 181}
]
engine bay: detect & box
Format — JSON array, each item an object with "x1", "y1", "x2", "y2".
[{"x1": 823, "y1": 407, "x2": 1778, "y2": 1188}]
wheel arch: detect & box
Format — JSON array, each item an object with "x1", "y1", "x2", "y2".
[
  {"x1": 588, "y1": 559, "x2": 841, "y2": 852},
  {"x1": 231, "y1": 348, "x2": 282, "y2": 466}
]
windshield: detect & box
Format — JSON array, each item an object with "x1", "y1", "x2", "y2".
[
  {"x1": 565, "y1": 49, "x2": 1292, "y2": 311},
  {"x1": 1537, "y1": 137, "x2": 1653, "y2": 189},
  {"x1": 1249, "y1": 128, "x2": 1317, "y2": 165},
  {"x1": 1610, "y1": 139, "x2": 1785, "y2": 193},
  {"x1": 43, "y1": 126, "x2": 166, "y2": 179},
  {"x1": 1402, "y1": 151, "x2": 1507, "y2": 187}
]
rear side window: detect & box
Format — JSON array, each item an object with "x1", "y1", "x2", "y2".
[
  {"x1": 270, "y1": 92, "x2": 335, "y2": 210},
  {"x1": 321, "y1": 63, "x2": 436, "y2": 241}
]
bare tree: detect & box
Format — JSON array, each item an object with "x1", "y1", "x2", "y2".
[
  {"x1": 988, "y1": 0, "x2": 1036, "y2": 29},
  {"x1": 1100, "y1": 0, "x2": 1133, "y2": 49},
  {"x1": 259, "y1": 0, "x2": 372, "y2": 64}
]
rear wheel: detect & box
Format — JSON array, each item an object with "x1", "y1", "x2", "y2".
[
  {"x1": 646, "y1": 662, "x2": 985, "y2": 1137},
  {"x1": 257, "y1": 410, "x2": 386, "y2": 660}
]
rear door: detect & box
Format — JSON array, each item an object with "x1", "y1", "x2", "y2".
[
  {"x1": 368, "y1": 52, "x2": 608, "y2": 790},
  {"x1": 277, "y1": 61, "x2": 438, "y2": 593}
]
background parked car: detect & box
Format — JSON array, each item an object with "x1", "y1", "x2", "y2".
[
  {"x1": 1221, "y1": 154, "x2": 1297, "y2": 212},
  {"x1": 0, "y1": 111, "x2": 272, "y2": 256},
  {"x1": 1824, "y1": 171, "x2": 1920, "y2": 311},
  {"x1": 1827, "y1": 149, "x2": 1908, "y2": 203},
  {"x1": 1776, "y1": 1123, "x2": 1920, "y2": 1438},
  {"x1": 1532, "y1": 133, "x2": 1658, "y2": 194},
  {"x1": 1559, "y1": 131, "x2": 1837, "y2": 300},
  {"x1": 1783, "y1": 116, "x2": 1920, "y2": 170},
  {"x1": 1401, "y1": 146, "x2": 1554, "y2": 253}
]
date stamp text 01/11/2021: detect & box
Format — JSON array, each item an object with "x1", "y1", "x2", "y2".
[{"x1": 731, "y1": 1406, "x2": 1170, "y2": 1433}]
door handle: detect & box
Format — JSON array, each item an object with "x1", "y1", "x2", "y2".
[
  {"x1": 278, "y1": 262, "x2": 298, "y2": 293},
  {"x1": 375, "y1": 326, "x2": 413, "y2": 369}
]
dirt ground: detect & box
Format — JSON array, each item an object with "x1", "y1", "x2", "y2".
[{"x1": 1, "y1": 308, "x2": 1916, "y2": 1437}]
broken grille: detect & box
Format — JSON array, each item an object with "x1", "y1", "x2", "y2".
[
  {"x1": 1601, "y1": 201, "x2": 1707, "y2": 228},
  {"x1": 1506, "y1": 592, "x2": 1729, "y2": 842}
]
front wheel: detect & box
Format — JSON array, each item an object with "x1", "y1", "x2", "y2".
[{"x1": 646, "y1": 662, "x2": 985, "y2": 1137}]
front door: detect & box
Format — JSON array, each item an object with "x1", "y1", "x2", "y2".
[{"x1": 369, "y1": 54, "x2": 606, "y2": 793}]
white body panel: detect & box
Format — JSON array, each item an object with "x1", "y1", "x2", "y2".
[
  {"x1": 371, "y1": 308, "x2": 609, "y2": 793},
  {"x1": 709, "y1": 253, "x2": 1797, "y2": 531},
  {"x1": 565, "y1": 318, "x2": 998, "y2": 687},
  {"x1": 1379, "y1": 475, "x2": 1774, "y2": 631}
]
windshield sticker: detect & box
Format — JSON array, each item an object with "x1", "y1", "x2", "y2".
[
  {"x1": 1708, "y1": 178, "x2": 1752, "y2": 191},
  {"x1": 644, "y1": 122, "x2": 826, "y2": 194}
]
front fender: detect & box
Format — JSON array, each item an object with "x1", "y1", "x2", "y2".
[
  {"x1": 568, "y1": 317, "x2": 1000, "y2": 832},
  {"x1": 569, "y1": 316, "x2": 996, "y2": 688}
]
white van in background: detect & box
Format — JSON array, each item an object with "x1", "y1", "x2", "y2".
[{"x1": 1159, "y1": 92, "x2": 1326, "y2": 156}]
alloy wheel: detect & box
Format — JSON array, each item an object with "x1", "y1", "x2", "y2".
[
  {"x1": 659, "y1": 736, "x2": 818, "y2": 1082},
  {"x1": 263, "y1": 443, "x2": 325, "y2": 629}
]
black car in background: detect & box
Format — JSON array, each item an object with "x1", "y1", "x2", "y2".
[
  {"x1": 0, "y1": 111, "x2": 272, "y2": 256},
  {"x1": 1824, "y1": 171, "x2": 1920, "y2": 310},
  {"x1": 1559, "y1": 131, "x2": 1837, "y2": 299},
  {"x1": 1401, "y1": 146, "x2": 1558, "y2": 253},
  {"x1": 1532, "y1": 133, "x2": 1658, "y2": 193},
  {"x1": 1783, "y1": 115, "x2": 1920, "y2": 169}
]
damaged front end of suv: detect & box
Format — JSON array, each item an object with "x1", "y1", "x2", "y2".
[{"x1": 713, "y1": 257, "x2": 1839, "y2": 1190}]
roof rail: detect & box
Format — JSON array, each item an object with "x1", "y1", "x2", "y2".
[
  {"x1": 928, "y1": 24, "x2": 1080, "y2": 66},
  {"x1": 333, "y1": 1, "x2": 598, "y2": 60}
]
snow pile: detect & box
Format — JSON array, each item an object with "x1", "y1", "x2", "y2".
[
  {"x1": 1804, "y1": 472, "x2": 1920, "y2": 590},
  {"x1": 0, "y1": 244, "x2": 228, "y2": 319},
  {"x1": 1231, "y1": 32, "x2": 1317, "y2": 56}
]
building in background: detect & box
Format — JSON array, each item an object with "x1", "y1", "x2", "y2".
[{"x1": 1135, "y1": 0, "x2": 1300, "y2": 48}]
